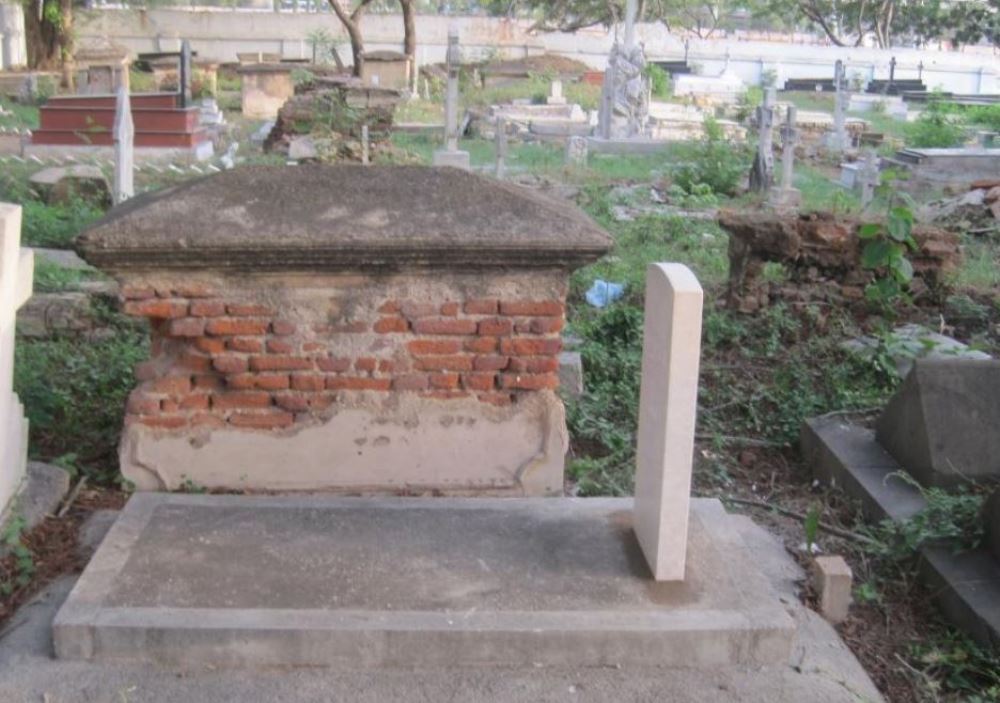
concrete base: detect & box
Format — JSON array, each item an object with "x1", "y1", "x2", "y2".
[
  {"x1": 432, "y1": 149, "x2": 470, "y2": 170},
  {"x1": 54, "y1": 495, "x2": 794, "y2": 669}
]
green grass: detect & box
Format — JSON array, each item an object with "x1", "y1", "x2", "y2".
[
  {"x1": 793, "y1": 163, "x2": 861, "y2": 213},
  {"x1": 461, "y1": 75, "x2": 601, "y2": 112},
  {"x1": 32, "y1": 258, "x2": 101, "y2": 292},
  {"x1": 952, "y1": 236, "x2": 1000, "y2": 291},
  {"x1": 783, "y1": 90, "x2": 835, "y2": 114},
  {"x1": 0, "y1": 101, "x2": 39, "y2": 130},
  {"x1": 394, "y1": 98, "x2": 443, "y2": 124}
]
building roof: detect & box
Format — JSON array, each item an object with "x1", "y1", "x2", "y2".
[{"x1": 76, "y1": 165, "x2": 612, "y2": 272}]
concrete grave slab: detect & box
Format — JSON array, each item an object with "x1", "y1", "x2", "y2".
[{"x1": 54, "y1": 494, "x2": 794, "y2": 669}]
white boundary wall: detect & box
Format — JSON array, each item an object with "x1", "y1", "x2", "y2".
[
  {"x1": 0, "y1": 203, "x2": 33, "y2": 519},
  {"x1": 76, "y1": 9, "x2": 998, "y2": 94}
]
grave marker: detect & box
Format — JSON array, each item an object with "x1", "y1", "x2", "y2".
[
  {"x1": 859, "y1": 150, "x2": 879, "y2": 208},
  {"x1": 113, "y1": 86, "x2": 134, "y2": 205},
  {"x1": 0, "y1": 203, "x2": 33, "y2": 518},
  {"x1": 769, "y1": 105, "x2": 801, "y2": 209},
  {"x1": 749, "y1": 89, "x2": 775, "y2": 193},
  {"x1": 547, "y1": 79, "x2": 566, "y2": 106},
  {"x1": 494, "y1": 117, "x2": 507, "y2": 178},
  {"x1": 432, "y1": 26, "x2": 470, "y2": 170},
  {"x1": 180, "y1": 40, "x2": 193, "y2": 108},
  {"x1": 361, "y1": 124, "x2": 370, "y2": 165},
  {"x1": 633, "y1": 263, "x2": 704, "y2": 581}
]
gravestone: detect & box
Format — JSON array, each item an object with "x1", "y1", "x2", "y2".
[
  {"x1": 113, "y1": 86, "x2": 134, "y2": 205},
  {"x1": 0, "y1": 203, "x2": 33, "y2": 518},
  {"x1": 749, "y1": 90, "x2": 775, "y2": 193},
  {"x1": 494, "y1": 116, "x2": 507, "y2": 178},
  {"x1": 547, "y1": 79, "x2": 566, "y2": 106},
  {"x1": 597, "y1": 0, "x2": 649, "y2": 140},
  {"x1": 565, "y1": 135, "x2": 588, "y2": 166},
  {"x1": 432, "y1": 27, "x2": 470, "y2": 170},
  {"x1": 859, "y1": 150, "x2": 879, "y2": 208},
  {"x1": 825, "y1": 60, "x2": 850, "y2": 152},
  {"x1": 361, "y1": 124, "x2": 370, "y2": 165},
  {"x1": 180, "y1": 40, "x2": 192, "y2": 108},
  {"x1": 768, "y1": 105, "x2": 801, "y2": 209},
  {"x1": 875, "y1": 359, "x2": 1000, "y2": 487}
]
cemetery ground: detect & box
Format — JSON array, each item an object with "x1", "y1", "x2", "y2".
[{"x1": 2, "y1": 85, "x2": 1000, "y2": 702}]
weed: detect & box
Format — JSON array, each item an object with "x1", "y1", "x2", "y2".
[
  {"x1": 0, "y1": 517, "x2": 35, "y2": 596},
  {"x1": 672, "y1": 118, "x2": 749, "y2": 197},
  {"x1": 32, "y1": 258, "x2": 99, "y2": 292},
  {"x1": 904, "y1": 105, "x2": 967, "y2": 148}
]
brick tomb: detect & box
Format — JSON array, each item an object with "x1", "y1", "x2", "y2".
[{"x1": 77, "y1": 165, "x2": 611, "y2": 495}]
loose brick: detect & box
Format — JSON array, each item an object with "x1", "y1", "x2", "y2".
[
  {"x1": 500, "y1": 338, "x2": 562, "y2": 356},
  {"x1": 167, "y1": 317, "x2": 206, "y2": 338},
  {"x1": 228, "y1": 411, "x2": 295, "y2": 429},
  {"x1": 179, "y1": 394, "x2": 210, "y2": 411},
  {"x1": 194, "y1": 337, "x2": 226, "y2": 355},
  {"x1": 206, "y1": 318, "x2": 269, "y2": 336},
  {"x1": 189, "y1": 300, "x2": 226, "y2": 317},
  {"x1": 373, "y1": 317, "x2": 409, "y2": 334},
  {"x1": 124, "y1": 299, "x2": 188, "y2": 319},
  {"x1": 213, "y1": 355, "x2": 249, "y2": 374},
  {"x1": 316, "y1": 356, "x2": 352, "y2": 373},
  {"x1": 148, "y1": 376, "x2": 192, "y2": 395},
  {"x1": 134, "y1": 415, "x2": 187, "y2": 429},
  {"x1": 250, "y1": 355, "x2": 313, "y2": 372},
  {"x1": 168, "y1": 283, "x2": 216, "y2": 299},
  {"x1": 393, "y1": 374, "x2": 429, "y2": 391},
  {"x1": 178, "y1": 352, "x2": 213, "y2": 373},
  {"x1": 473, "y1": 355, "x2": 509, "y2": 371},
  {"x1": 464, "y1": 337, "x2": 498, "y2": 354},
  {"x1": 499, "y1": 300, "x2": 564, "y2": 317},
  {"x1": 401, "y1": 301, "x2": 439, "y2": 319},
  {"x1": 462, "y1": 373, "x2": 495, "y2": 391},
  {"x1": 408, "y1": 339, "x2": 461, "y2": 355},
  {"x1": 440, "y1": 302, "x2": 459, "y2": 316},
  {"x1": 355, "y1": 357, "x2": 377, "y2": 373},
  {"x1": 478, "y1": 318, "x2": 513, "y2": 337},
  {"x1": 212, "y1": 391, "x2": 272, "y2": 410},
  {"x1": 229, "y1": 337, "x2": 265, "y2": 354},
  {"x1": 291, "y1": 374, "x2": 326, "y2": 391},
  {"x1": 271, "y1": 320, "x2": 297, "y2": 336},
  {"x1": 429, "y1": 373, "x2": 460, "y2": 389},
  {"x1": 508, "y1": 356, "x2": 560, "y2": 373},
  {"x1": 464, "y1": 299, "x2": 498, "y2": 315},
  {"x1": 478, "y1": 392, "x2": 514, "y2": 406},
  {"x1": 121, "y1": 284, "x2": 155, "y2": 300},
  {"x1": 191, "y1": 413, "x2": 226, "y2": 429},
  {"x1": 302, "y1": 342, "x2": 326, "y2": 353},
  {"x1": 415, "y1": 355, "x2": 474, "y2": 371},
  {"x1": 227, "y1": 303, "x2": 274, "y2": 316},
  {"x1": 411, "y1": 318, "x2": 478, "y2": 336},
  {"x1": 327, "y1": 377, "x2": 392, "y2": 391},
  {"x1": 266, "y1": 338, "x2": 295, "y2": 354},
  {"x1": 500, "y1": 373, "x2": 559, "y2": 390},
  {"x1": 126, "y1": 390, "x2": 160, "y2": 415}
]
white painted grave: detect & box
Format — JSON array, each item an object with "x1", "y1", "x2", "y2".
[
  {"x1": 0, "y1": 203, "x2": 33, "y2": 519},
  {"x1": 633, "y1": 263, "x2": 704, "y2": 581}
]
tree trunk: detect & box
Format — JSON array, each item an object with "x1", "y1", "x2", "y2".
[
  {"x1": 24, "y1": 0, "x2": 63, "y2": 69},
  {"x1": 327, "y1": 0, "x2": 372, "y2": 77}
]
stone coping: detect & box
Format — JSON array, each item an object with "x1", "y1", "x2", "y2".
[
  {"x1": 235, "y1": 63, "x2": 297, "y2": 74},
  {"x1": 76, "y1": 165, "x2": 612, "y2": 272}
]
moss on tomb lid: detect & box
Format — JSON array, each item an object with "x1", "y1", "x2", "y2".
[{"x1": 76, "y1": 165, "x2": 612, "y2": 272}]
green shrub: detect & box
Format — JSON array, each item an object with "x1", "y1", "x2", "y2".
[
  {"x1": 645, "y1": 64, "x2": 671, "y2": 99},
  {"x1": 672, "y1": 118, "x2": 749, "y2": 196},
  {"x1": 14, "y1": 307, "x2": 147, "y2": 483},
  {"x1": 904, "y1": 107, "x2": 966, "y2": 148},
  {"x1": 19, "y1": 199, "x2": 104, "y2": 249}
]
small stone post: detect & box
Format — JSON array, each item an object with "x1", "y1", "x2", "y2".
[
  {"x1": 180, "y1": 40, "x2": 193, "y2": 108},
  {"x1": 887, "y1": 55, "x2": 897, "y2": 93},
  {"x1": 565, "y1": 135, "x2": 588, "y2": 167},
  {"x1": 769, "y1": 105, "x2": 801, "y2": 209},
  {"x1": 547, "y1": 79, "x2": 566, "y2": 105},
  {"x1": 633, "y1": 263, "x2": 704, "y2": 581},
  {"x1": 859, "y1": 150, "x2": 879, "y2": 208},
  {"x1": 0, "y1": 203, "x2": 33, "y2": 518},
  {"x1": 113, "y1": 86, "x2": 135, "y2": 205},
  {"x1": 828, "y1": 60, "x2": 848, "y2": 152},
  {"x1": 432, "y1": 26, "x2": 470, "y2": 170},
  {"x1": 749, "y1": 89, "x2": 775, "y2": 193},
  {"x1": 361, "y1": 124, "x2": 370, "y2": 165},
  {"x1": 494, "y1": 117, "x2": 507, "y2": 178}
]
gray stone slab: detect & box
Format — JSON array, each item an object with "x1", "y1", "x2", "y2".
[
  {"x1": 29, "y1": 247, "x2": 91, "y2": 270},
  {"x1": 919, "y1": 545, "x2": 1000, "y2": 649},
  {"x1": 876, "y1": 359, "x2": 1000, "y2": 487},
  {"x1": 801, "y1": 416, "x2": 925, "y2": 522},
  {"x1": 53, "y1": 495, "x2": 794, "y2": 669},
  {"x1": 0, "y1": 462, "x2": 69, "y2": 534}
]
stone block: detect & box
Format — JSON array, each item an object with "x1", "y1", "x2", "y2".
[
  {"x1": 28, "y1": 165, "x2": 111, "y2": 207},
  {"x1": 431, "y1": 149, "x2": 470, "y2": 170},
  {"x1": 3, "y1": 462, "x2": 70, "y2": 534},
  {"x1": 557, "y1": 351, "x2": 583, "y2": 399},
  {"x1": 875, "y1": 359, "x2": 1000, "y2": 487},
  {"x1": 811, "y1": 555, "x2": 852, "y2": 624}
]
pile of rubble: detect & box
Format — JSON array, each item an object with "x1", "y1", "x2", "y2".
[
  {"x1": 264, "y1": 76, "x2": 404, "y2": 162},
  {"x1": 919, "y1": 178, "x2": 1000, "y2": 231},
  {"x1": 720, "y1": 210, "x2": 961, "y2": 312}
]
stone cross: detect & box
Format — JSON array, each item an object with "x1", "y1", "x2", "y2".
[
  {"x1": 888, "y1": 56, "x2": 897, "y2": 91},
  {"x1": 0, "y1": 203, "x2": 33, "y2": 516},
  {"x1": 769, "y1": 105, "x2": 801, "y2": 209},
  {"x1": 917, "y1": 60, "x2": 924, "y2": 80},
  {"x1": 431, "y1": 26, "x2": 470, "y2": 170},
  {"x1": 494, "y1": 117, "x2": 507, "y2": 179},
  {"x1": 113, "y1": 86, "x2": 135, "y2": 205},
  {"x1": 859, "y1": 150, "x2": 880, "y2": 208},
  {"x1": 361, "y1": 124, "x2": 370, "y2": 165},
  {"x1": 180, "y1": 40, "x2": 193, "y2": 108},
  {"x1": 633, "y1": 263, "x2": 703, "y2": 581},
  {"x1": 748, "y1": 89, "x2": 775, "y2": 193}
]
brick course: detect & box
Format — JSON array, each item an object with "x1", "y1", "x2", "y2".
[{"x1": 121, "y1": 290, "x2": 566, "y2": 432}]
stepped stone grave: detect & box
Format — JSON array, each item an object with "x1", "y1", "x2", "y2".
[
  {"x1": 876, "y1": 359, "x2": 1000, "y2": 488},
  {"x1": 76, "y1": 165, "x2": 611, "y2": 495}
]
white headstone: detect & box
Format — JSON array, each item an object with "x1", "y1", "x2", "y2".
[
  {"x1": 565, "y1": 135, "x2": 588, "y2": 167},
  {"x1": 0, "y1": 203, "x2": 33, "y2": 519},
  {"x1": 432, "y1": 25, "x2": 470, "y2": 170},
  {"x1": 633, "y1": 263, "x2": 704, "y2": 581},
  {"x1": 113, "y1": 87, "x2": 134, "y2": 205},
  {"x1": 547, "y1": 79, "x2": 566, "y2": 106}
]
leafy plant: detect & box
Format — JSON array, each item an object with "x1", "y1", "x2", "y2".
[
  {"x1": 645, "y1": 63, "x2": 671, "y2": 99},
  {"x1": 672, "y1": 118, "x2": 749, "y2": 197},
  {"x1": 904, "y1": 104, "x2": 967, "y2": 148},
  {"x1": 859, "y1": 172, "x2": 919, "y2": 305},
  {"x1": 0, "y1": 517, "x2": 35, "y2": 596}
]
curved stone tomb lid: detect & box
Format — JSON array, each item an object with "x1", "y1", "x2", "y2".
[{"x1": 76, "y1": 165, "x2": 612, "y2": 271}]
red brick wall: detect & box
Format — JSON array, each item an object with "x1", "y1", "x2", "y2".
[{"x1": 120, "y1": 283, "x2": 565, "y2": 432}]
